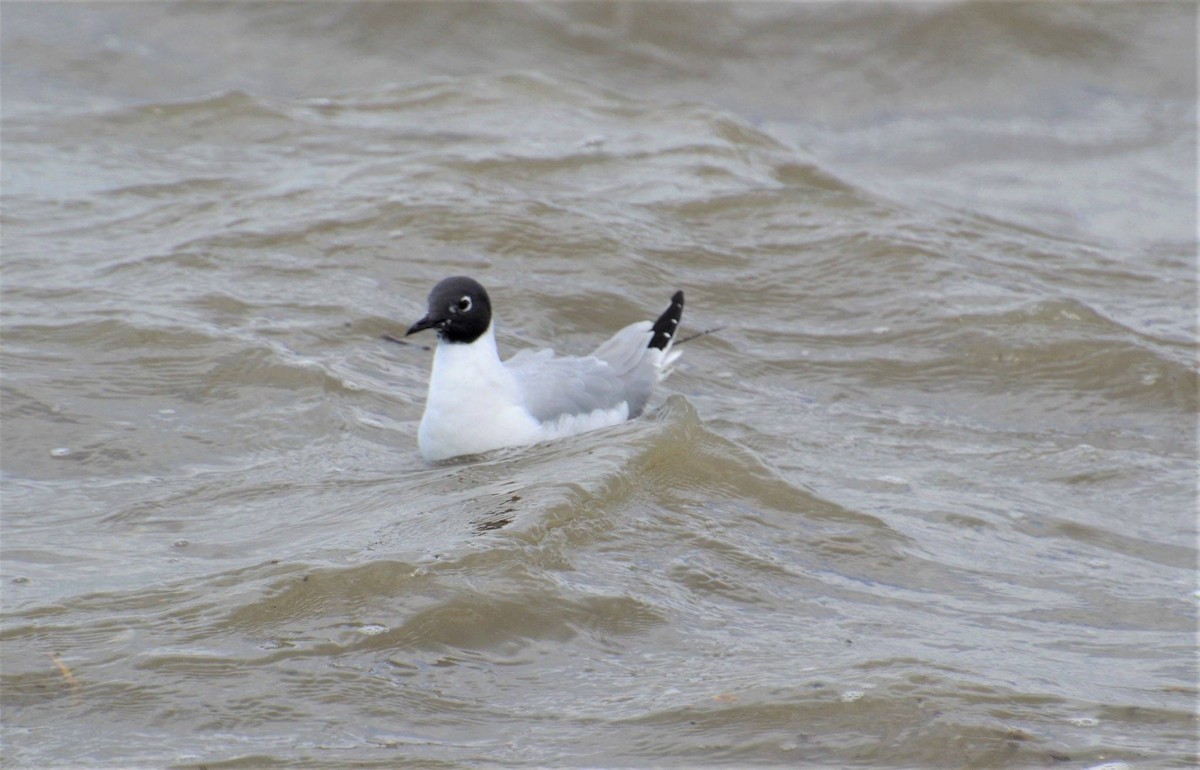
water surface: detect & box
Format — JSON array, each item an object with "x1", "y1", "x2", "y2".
[{"x1": 2, "y1": 3, "x2": 1196, "y2": 768}]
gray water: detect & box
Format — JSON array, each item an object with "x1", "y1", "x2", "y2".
[{"x1": 2, "y1": 3, "x2": 1197, "y2": 768}]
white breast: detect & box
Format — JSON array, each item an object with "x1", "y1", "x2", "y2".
[{"x1": 417, "y1": 326, "x2": 542, "y2": 461}]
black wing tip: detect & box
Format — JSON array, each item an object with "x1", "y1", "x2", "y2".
[{"x1": 648, "y1": 290, "x2": 685, "y2": 350}]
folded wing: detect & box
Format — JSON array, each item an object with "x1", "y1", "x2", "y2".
[
  {"x1": 506, "y1": 321, "x2": 662, "y2": 424},
  {"x1": 505, "y1": 351, "x2": 626, "y2": 423}
]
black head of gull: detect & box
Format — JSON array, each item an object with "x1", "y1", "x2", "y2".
[{"x1": 406, "y1": 275, "x2": 493, "y2": 345}]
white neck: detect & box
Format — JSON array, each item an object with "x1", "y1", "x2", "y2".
[
  {"x1": 418, "y1": 321, "x2": 542, "y2": 460},
  {"x1": 425, "y1": 323, "x2": 517, "y2": 412},
  {"x1": 431, "y1": 322, "x2": 503, "y2": 377}
]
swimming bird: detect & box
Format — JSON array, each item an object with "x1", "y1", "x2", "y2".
[{"x1": 406, "y1": 276, "x2": 683, "y2": 462}]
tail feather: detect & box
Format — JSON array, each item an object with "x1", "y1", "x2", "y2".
[{"x1": 648, "y1": 291, "x2": 684, "y2": 351}]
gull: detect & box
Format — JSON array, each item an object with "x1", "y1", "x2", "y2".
[{"x1": 405, "y1": 276, "x2": 683, "y2": 461}]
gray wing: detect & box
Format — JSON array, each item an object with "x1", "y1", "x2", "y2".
[
  {"x1": 505, "y1": 321, "x2": 658, "y2": 423},
  {"x1": 505, "y1": 349, "x2": 632, "y2": 423}
]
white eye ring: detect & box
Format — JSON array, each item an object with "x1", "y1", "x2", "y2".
[{"x1": 457, "y1": 296, "x2": 472, "y2": 312}]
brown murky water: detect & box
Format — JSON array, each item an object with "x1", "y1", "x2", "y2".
[{"x1": 2, "y1": 3, "x2": 1196, "y2": 768}]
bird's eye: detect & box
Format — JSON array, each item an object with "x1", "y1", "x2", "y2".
[{"x1": 457, "y1": 296, "x2": 472, "y2": 312}]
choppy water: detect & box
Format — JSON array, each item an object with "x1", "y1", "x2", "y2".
[{"x1": 2, "y1": 3, "x2": 1197, "y2": 768}]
